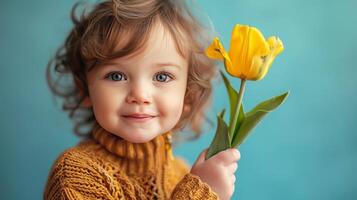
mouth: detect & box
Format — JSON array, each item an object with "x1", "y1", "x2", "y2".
[{"x1": 122, "y1": 113, "x2": 156, "y2": 122}]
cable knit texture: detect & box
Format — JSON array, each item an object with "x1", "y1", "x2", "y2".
[{"x1": 44, "y1": 123, "x2": 218, "y2": 200}]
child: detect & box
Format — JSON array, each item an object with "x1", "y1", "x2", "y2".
[{"x1": 44, "y1": 0, "x2": 241, "y2": 199}]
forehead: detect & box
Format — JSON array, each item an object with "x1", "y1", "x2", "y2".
[
  {"x1": 96, "y1": 20, "x2": 189, "y2": 70},
  {"x1": 134, "y1": 22, "x2": 186, "y2": 63}
]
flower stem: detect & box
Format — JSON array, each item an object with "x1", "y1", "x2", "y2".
[{"x1": 229, "y1": 78, "x2": 246, "y2": 143}]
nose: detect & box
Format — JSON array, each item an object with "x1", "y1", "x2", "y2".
[{"x1": 125, "y1": 81, "x2": 152, "y2": 105}]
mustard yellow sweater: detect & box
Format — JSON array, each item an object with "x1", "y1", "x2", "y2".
[{"x1": 44, "y1": 123, "x2": 218, "y2": 200}]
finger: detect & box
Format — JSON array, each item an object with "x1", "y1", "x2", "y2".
[
  {"x1": 234, "y1": 149, "x2": 241, "y2": 161},
  {"x1": 230, "y1": 175, "x2": 236, "y2": 184},
  {"x1": 231, "y1": 183, "x2": 235, "y2": 194},
  {"x1": 226, "y1": 162, "x2": 238, "y2": 173},
  {"x1": 228, "y1": 183, "x2": 235, "y2": 197},
  {"x1": 214, "y1": 148, "x2": 240, "y2": 165}
]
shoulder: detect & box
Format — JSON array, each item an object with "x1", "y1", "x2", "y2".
[
  {"x1": 49, "y1": 140, "x2": 105, "y2": 175},
  {"x1": 165, "y1": 155, "x2": 191, "y2": 185},
  {"x1": 47, "y1": 139, "x2": 119, "y2": 183},
  {"x1": 172, "y1": 156, "x2": 191, "y2": 173},
  {"x1": 44, "y1": 140, "x2": 123, "y2": 199}
]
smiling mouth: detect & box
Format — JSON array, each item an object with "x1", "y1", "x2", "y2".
[{"x1": 122, "y1": 114, "x2": 156, "y2": 122}]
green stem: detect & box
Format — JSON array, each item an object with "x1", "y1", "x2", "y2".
[{"x1": 228, "y1": 78, "x2": 247, "y2": 142}]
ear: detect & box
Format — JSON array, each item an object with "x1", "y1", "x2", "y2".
[
  {"x1": 183, "y1": 104, "x2": 191, "y2": 112},
  {"x1": 182, "y1": 104, "x2": 191, "y2": 116},
  {"x1": 81, "y1": 96, "x2": 92, "y2": 108}
]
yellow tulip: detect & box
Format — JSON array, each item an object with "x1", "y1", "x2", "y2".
[{"x1": 206, "y1": 24, "x2": 284, "y2": 80}]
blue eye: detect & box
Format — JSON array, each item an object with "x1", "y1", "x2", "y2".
[
  {"x1": 106, "y1": 72, "x2": 126, "y2": 81},
  {"x1": 154, "y1": 72, "x2": 172, "y2": 82}
]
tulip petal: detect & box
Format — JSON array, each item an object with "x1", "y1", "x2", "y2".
[
  {"x1": 205, "y1": 37, "x2": 233, "y2": 73},
  {"x1": 267, "y1": 36, "x2": 284, "y2": 56},
  {"x1": 206, "y1": 37, "x2": 225, "y2": 59},
  {"x1": 253, "y1": 36, "x2": 284, "y2": 80},
  {"x1": 248, "y1": 36, "x2": 284, "y2": 80},
  {"x1": 256, "y1": 56, "x2": 273, "y2": 80},
  {"x1": 245, "y1": 26, "x2": 270, "y2": 67},
  {"x1": 206, "y1": 25, "x2": 284, "y2": 81},
  {"x1": 228, "y1": 24, "x2": 248, "y2": 77},
  {"x1": 229, "y1": 24, "x2": 270, "y2": 79},
  {"x1": 248, "y1": 55, "x2": 265, "y2": 80},
  {"x1": 245, "y1": 27, "x2": 271, "y2": 79}
]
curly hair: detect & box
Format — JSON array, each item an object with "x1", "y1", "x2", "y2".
[{"x1": 46, "y1": 0, "x2": 218, "y2": 140}]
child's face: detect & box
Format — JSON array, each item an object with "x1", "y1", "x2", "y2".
[{"x1": 84, "y1": 23, "x2": 188, "y2": 143}]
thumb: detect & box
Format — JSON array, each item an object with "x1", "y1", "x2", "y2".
[{"x1": 194, "y1": 148, "x2": 208, "y2": 165}]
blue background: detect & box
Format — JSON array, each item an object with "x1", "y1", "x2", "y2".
[{"x1": 1, "y1": 0, "x2": 356, "y2": 199}]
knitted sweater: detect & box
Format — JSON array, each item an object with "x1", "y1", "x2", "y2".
[{"x1": 44, "y1": 123, "x2": 218, "y2": 200}]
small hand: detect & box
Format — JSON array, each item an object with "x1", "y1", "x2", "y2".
[{"x1": 190, "y1": 148, "x2": 241, "y2": 200}]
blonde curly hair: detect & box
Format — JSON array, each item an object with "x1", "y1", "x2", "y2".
[{"x1": 46, "y1": 0, "x2": 217, "y2": 140}]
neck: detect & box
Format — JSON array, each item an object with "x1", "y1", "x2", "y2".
[{"x1": 91, "y1": 122, "x2": 173, "y2": 174}]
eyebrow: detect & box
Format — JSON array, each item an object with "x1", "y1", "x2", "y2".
[
  {"x1": 154, "y1": 62, "x2": 181, "y2": 69},
  {"x1": 101, "y1": 62, "x2": 181, "y2": 69}
]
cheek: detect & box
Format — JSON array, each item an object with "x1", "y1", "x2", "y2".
[
  {"x1": 157, "y1": 86, "x2": 186, "y2": 121},
  {"x1": 89, "y1": 84, "x2": 125, "y2": 119},
  {"x1": 162, "y1": 94, "x2": 184, "y2": 114}
]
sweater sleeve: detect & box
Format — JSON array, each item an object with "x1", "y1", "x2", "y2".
[
  {"x1": 170, "y1": 173, "x2": 218, "y2": 200},
  {"x1": 43, "y1": 150, "x2": 119, "y2": 200}
]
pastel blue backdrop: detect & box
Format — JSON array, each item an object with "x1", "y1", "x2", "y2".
[{"x1": 1, "y1": 0, "x2": 356, "y2": 199}]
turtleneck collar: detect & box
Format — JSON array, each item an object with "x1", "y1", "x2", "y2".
[{"x1": 91, "y1": 122, "x2": 173, "y2": 162}]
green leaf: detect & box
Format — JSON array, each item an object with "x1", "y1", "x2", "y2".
[
  {"x1": 205, "y1": 113, "x2": 231, "y2": 160},
  {"x1": 219, "y1": 108, "x2": 226, "y2": 119},
  {"x1": 232, "y1": 103, "x2": 245, "y2": 146},
  {"x1": 220, "y1": 70, "x2": 243, "y2": 140},
  {"x1": 231, "y1": 91, "x2": 290, "y2": 148}
]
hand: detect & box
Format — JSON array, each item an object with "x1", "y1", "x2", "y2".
[{"x1": 190, "y1": 148, "x2": 241, "y2": 200}]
